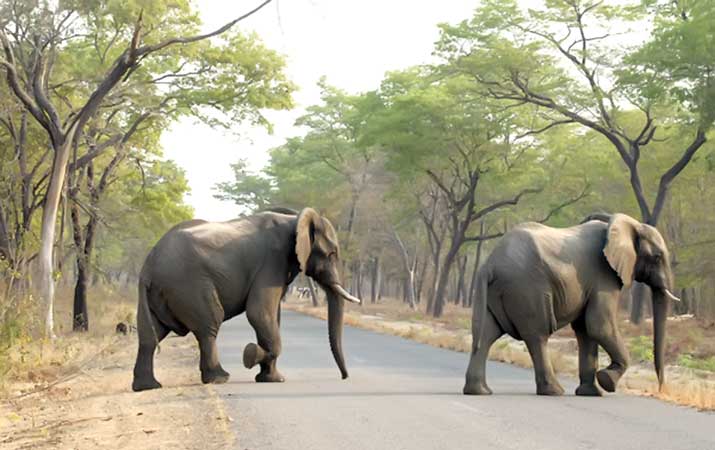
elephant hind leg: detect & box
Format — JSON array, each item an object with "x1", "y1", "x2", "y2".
[
  {"x1": 189, "y1": 287, "x2": 229, "y2": 385},
  {"x1": 132, "y1": 308, "x2": 169, "y2": 392},
  {"x1": 464, "y1": 311, "x2": 503, "y2": 395},
  {"x1": 524, "y1": 336, "x2": 564, "y2": 396},
  {"x1": 197, "y1": 334, "x2": 230, "y2": 384}
]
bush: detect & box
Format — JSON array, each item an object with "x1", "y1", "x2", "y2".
[
  {"x1": 677, "y1": 354, "x2": 715, "y2": 372},
  {"x1": 629, "y1": 335, "x2": 654, "y2": 363}
]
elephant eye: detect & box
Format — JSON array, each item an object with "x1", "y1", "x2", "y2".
[{"x1": 653, "y1": 253, "x2": 662, "y2": 263}]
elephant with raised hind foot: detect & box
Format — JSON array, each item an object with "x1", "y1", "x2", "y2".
[
  {"x1": 132, "y1": 207, "x2": 360, "y2": 392},
  {"x1": 463, "y1": 213, "x2": 678, "y2": 397}
]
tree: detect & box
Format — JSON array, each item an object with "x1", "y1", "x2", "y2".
[
  {"x1": 436, "y1": 0, "x2": 715, "y2": 322},
  {"x1": 374, "y1": 68, "x2": 589, "y2": 316},
  {"x1": 214, "y1": 160, "x2": 275, "y2": 212},
  {"x1": 0, "y1": 0, "x2": 281, "y2": 336}
]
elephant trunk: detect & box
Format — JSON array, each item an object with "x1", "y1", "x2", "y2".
[
  {"x1": 326, "y1": 288, "x2": 349, "y2": 379},
  {"x1": 652, "y1": 289, "x2": 670, "y2": 391}
]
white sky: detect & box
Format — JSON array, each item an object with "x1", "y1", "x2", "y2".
[{"x1": 161, "y1": 0, "x2": 481, "y2": 221}]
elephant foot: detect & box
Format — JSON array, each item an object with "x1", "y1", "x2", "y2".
[
  {"x1": 463, "y1": 381, "x2": 492, "y2": 395},
  {"x1": 575, "y1": 383, "x2": 603, "y2": 397},
  {"x1": 536, "y1": 382, "x2": 564, "y2": 396},
  {"x1": 201, "y1": 367, "x2": 230, "y2": 384},
  {"x1": 243, "y1": 343, "x2": 267, "y2": 369},
  {"x1": 596, "y1": 369, "x2": 620, "y2": 393},
  {"x1": 255, "y1": 370, "x2": 285, "y2": 383},
  {"x1": 132, "y1": 377, "x2": 162, "y2": 392}
]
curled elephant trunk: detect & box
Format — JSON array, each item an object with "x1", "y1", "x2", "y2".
[
  {"x1": 326, "y1": 287, "x2": 349, "y2": 379},
  {"x1": 652, "y1": 289, "x2": 674, "y2": 391}
]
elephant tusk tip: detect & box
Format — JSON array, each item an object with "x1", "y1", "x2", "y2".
[
  {"x1": 331, "y1": 284, "x2": 362, "y2": 304},
  {"x1": 664, "y1": 289, "x2": 681, "y2": 302}
]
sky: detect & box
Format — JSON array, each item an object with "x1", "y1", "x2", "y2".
[{"x1": 161, "y1": 0, "x2": 480, "y2": 221}]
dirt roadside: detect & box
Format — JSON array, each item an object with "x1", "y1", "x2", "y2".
[
  {"x1": 284, "y1": 298, "x2": 715, "y2": 411},
  {"x1": 0, "y1": 334, "x2": 235, "y2": 450}
]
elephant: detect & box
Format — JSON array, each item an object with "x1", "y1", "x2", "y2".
[
  {"x1": 132, "y1": 207, "x2": 361, "y2": 392},
  {"x1": 463, "y1": 213, "x2": 679, "y2": 396}
]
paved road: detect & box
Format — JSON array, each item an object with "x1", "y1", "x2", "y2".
[{"x1": 215, "y1": 310, "x2": 713, "y2": 450}]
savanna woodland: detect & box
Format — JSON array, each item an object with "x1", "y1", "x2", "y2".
[{"x1": 1, "y1": 0, "x2": 714, "y2": 392}]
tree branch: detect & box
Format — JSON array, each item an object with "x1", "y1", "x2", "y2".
[
  {"x1": 472, "y1": 187, "x2": 542, "y2": 220},
  {"x1": 134, "y1": 0, "x2": 273, "y2": 56},
  {"x1": 534, "y1": 183, "x2": 590, "y2": 224}
]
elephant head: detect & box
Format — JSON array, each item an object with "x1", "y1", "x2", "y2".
[
  {"x1": 295, "y1": 208, "x2": 360, "y2": 379},
  {"x1": 603, "y1": 213, "x2": 678, "y2": 388}
]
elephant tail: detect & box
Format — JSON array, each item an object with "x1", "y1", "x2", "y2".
[
  {"x1": 471, "y1": 266, "x2": 491, "y2": 352},
  {"x1": 137, "y1": 278, "x2": 161, "y2": 354}
]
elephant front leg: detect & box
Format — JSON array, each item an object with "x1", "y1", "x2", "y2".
[
  {"x1": 242, "y1": 342, "x2": 284, "y2": 382},
  {"x1": 246, "y1": 302, "x2": 285, "y2": 383},
  {"x1": 572, "y1": 319, "x2": 602, "y2": 397},
  {"x1": 593, "y1": 334, "x2": 629, "y2": 393},
  {"x1": 586, "y1": 295, "x2": 629, "y2": 393}
]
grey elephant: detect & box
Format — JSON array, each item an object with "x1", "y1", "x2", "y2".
[
  {"x1": 463, "y1": 213, "x2": 679, "y2": 396},
  {"x1": 132, "y1": 208, "x2": 360, "y2": 392}
]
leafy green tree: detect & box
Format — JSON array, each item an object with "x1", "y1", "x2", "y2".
[
  {"x1": 436, "y1": 0, "x2": 714, "y2": 322},
  {"x1": 0, "y1": 0, "x2": 290, "y2": 336},
  {"x1": 371, "y1": 69, "x2": 587, "y2": 317},
  {"x1": 214, "y1": 160, "x2": 275, "y2": 212}
]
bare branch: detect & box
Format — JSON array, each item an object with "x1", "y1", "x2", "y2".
[
  {"x1": 534, "y1": 184, "x2": 590, "y2": 224},
  {"x1": 135, "y1": 0, "x2": 272, "y2": 56},
  {"x1": 463, "y1": 232, "x2": 504, "y2": 242},
  {"x1": 472, "y1": 187, "x2": 542, "y2": 220},
  {"x1": 515, "y1": 119, "x2": 575, "y2": 140}
]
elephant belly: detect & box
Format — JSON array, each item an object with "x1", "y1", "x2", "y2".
[
  {"x1": 490, "y1": 272, "x2": 584, "y2": 339},
  {"x1": 548, "y1": 263, "x2": 587, "y2": 329}
]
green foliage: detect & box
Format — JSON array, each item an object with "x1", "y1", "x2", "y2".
[
  {"x1": 621, "y1": 0, "x2": 715, "y2": 129},
  {"x1": 1, "y1": 0, "x2": 294, "y2": 293},
  {"x1": 214, "y1": 159, "x2": 275, "y2": 212},
  {"x1": 677, "y1": 354, "x2": 715, "y2": 372},
  {"x1": 629, "y1": 335, "x2": 655, "y2": 363}
]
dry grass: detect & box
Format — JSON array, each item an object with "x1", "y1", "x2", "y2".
[
  {"x1": 287, "y1": 295, "x2": 715, "y2": 411},
  {"x1": 0, "y1": 283, "x2": 135, "y2": 397},
  {"x1": 0, "y1": 282, "x2": 236, "y2": 449}
]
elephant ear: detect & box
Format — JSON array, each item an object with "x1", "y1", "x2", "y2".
[
  {"x1": 603, "y1": 213, "x2": 641, "y2": 288},
  {"x1": 296, "y1": 208, "x2": 321, "y2": 272}
]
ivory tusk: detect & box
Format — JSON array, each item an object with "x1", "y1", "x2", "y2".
[
  {"x1": 331, "y1": 283, "x2": 362, "y2": 304},
  {"x1": 664, "y1": 289, "x2": 681, "y2": 302}
]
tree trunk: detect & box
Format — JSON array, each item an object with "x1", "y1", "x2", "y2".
[
  {"x1": 38, "y1": 129, "x2": 77, "y2": 338},
  {"x1": 354, "y1": 260, "x2": 363, "y2": 303},
  {"x1": 467, "y1": 221, "x2": 486, "y2": 307},
  {"x1": 307, "y1": 277, "x2": 319, "y2": 307},
  {"x1": 69, "y1": 195, "x2": 88, "y2": 331},
  {"x1": 416, "y1": 255, "x2": 427, "y2": 304},
  {"x1": 433, "y1": 246, "x2": 459, "y2": 318},
  {"x1": 458, "y1": 255, "x2": 469, "y2": 307},
  {"x1": 0, "y1": 202, "x2": 11, "y2": 264},
  {"x1": 425, "y1": 254, "x2": 441, "y2": 314},
  {"x1": 370, "y1": 256, "x2": 381, "y2": 304}
]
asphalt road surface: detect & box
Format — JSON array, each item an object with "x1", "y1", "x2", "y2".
[{"x1": 215, "y1": 310, "x2": 714, "y2": 450}]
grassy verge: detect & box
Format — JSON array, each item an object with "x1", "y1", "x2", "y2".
[
  {"x1": 0, "y1": 283, "x2": 135, "y2": 397},
  {"x1": 285, "y1": 296, "x2": 715, "y2": 411},
  {"x1": 0, "y1": 283, "x2": 236, "y2": 449}
]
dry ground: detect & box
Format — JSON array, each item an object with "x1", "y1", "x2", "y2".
[
  {"x1": 0, "y1": 285, "x2": 235, "y2": 449},
  {"x1": 285, "y1": 295, "x2": 715, "y2": 410}
]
